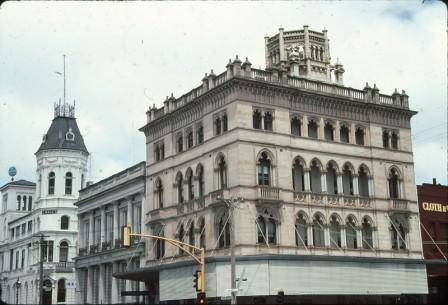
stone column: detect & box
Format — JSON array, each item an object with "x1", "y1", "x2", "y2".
[
  {"x1": 86, "y1": 266, "x2": 93, "y2": 304},
  {"x1": 111, "y1": 262, "x2": 120, "y2": 304},
  {"x1": 337, "y1": 174, "x2": 343, "y2": 195},
  {"x1": 350, "y1": 122, "x2": 356, "y2": 144},
  {"x1": 113, "y1": 203, "x2": 119, "y2": 246},
  {"x1": 100, "y1": 207, "x2": 106, "y2": 246},
  {"x1": 335, "y1": 121, "x2": 341, "y2": 142},
  {"x1": 261, "y1": 112, "x2": 265, "y2": 130},
  {"x1": 304, "y1": 169, "x2": 311, "y2": 191},
  {"x1": 353, "y1": 174, "x2": 359, "y2": 196},
  {"x1": 127, "y1": 197, "x2": 133, "y2": 226},
  {"x1": 302, "y1": 115, "x2": 308, "y2": 137},
  {"x1": 368, "y1": 176, "x2": 374, "y2": 197},
  {"x1": 324, "y1": 225, "x2": 330, "y2": 247},
  {"x1": 307, "y1": 223, "x2": 313, "y2": 246},
  {"x1": 89, "y1": 213, "x2": 94, "y2": 250},
  {"x1": 318, "y1": 118, "x2": 325, "y2": 139},
  {"x1": 341, "y1": 225, "x2": 347, "y2": 248},
  {"x1": 356, "y1": 228, "x2": 362, "y2": 249},
  {"x1": 320, "y1": 171, "x2": 327, "y2": 193},
  {"x1": 98, "y1": 264, "x2": 105, "y2": 304}
]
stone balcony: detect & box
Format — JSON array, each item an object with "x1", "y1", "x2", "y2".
[
  {"x1": 54, "y1": 262, "x2": 75, "y2": 273},
  {"x1": 258, "y1": 186, "x2": 280, "y2": 201},
  {"x1": 389, "y1": 199, "x2": 409, "y2": 211}
]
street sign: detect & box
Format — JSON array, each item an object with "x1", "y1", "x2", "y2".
[{"x1": 121, "y1": 291, "x2": 151, "y2": 296}]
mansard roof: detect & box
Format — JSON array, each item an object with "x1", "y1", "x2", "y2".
[{"x1": 37, "y1": 116, "x2": 89, "y2": 154}]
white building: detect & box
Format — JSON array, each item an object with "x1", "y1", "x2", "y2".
[
  {"x1": 0, "y1": 101, "x2": 89, "y2": 305},
  {"x1": 74, "y1": 161, "x2": 146, "y2": 305},
  {"x1": 115, "y1": 26, "x2": 428, "y2": 304}
]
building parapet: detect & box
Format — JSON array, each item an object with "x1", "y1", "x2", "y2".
[{"x1": 144, "y1": 57, "x2": 410, "y2": 126}]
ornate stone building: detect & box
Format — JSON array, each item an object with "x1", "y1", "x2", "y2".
[
  {"x1": 119, "y1": 26, "x2": 427, "y2": 304},
  {"x1": 0, "y1": 101, "x2": 89, "y2": 304}
]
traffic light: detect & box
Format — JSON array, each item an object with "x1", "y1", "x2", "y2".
[
  {"x1": 193, "y1": 270, "x2": 203, "y2": 292},
  {"x1": 276, "y1": 290, "x2": 285, "y2": 305},
  {"x1": 122, "y1": 226, "x2": 131, "y2": 247},
  {"x1": 197, "y1": 292, "x2": 206, "y2": 305}
]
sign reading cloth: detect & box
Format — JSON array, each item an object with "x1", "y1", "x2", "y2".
[
  {"x1": 42, "y1": 209, "x2": 58, "y2": 214},
  {"x1": 422, "y1": 202, "x2": 447, "y2": 213}
]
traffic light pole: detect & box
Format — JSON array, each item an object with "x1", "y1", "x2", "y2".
[{"x1": 128, "y1": 232, "x2": 206, "y2": 293}]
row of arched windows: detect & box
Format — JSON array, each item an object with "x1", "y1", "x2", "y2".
[{"x1": 47, "y1": 172, "x2": 74, "y2": 195}]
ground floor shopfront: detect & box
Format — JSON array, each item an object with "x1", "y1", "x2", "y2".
[{"x1": 115, "y1": 254, "x2": 428, "y2": 305}]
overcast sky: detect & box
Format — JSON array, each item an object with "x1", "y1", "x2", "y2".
[{"x1": 0, "y1": 1, "x2": 446, "y2": 188}]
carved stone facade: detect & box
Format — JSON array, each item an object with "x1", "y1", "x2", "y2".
[{"x1": 136, "y1": 28, "x2": 427, "y2": 303}]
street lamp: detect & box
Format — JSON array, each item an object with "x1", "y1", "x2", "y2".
[
  {"x1": 15, "y1": 278, "x2": 21, "y2": 305},
  {"x1": 217, "y1": 196, "x2": 244, "y2": 305}
]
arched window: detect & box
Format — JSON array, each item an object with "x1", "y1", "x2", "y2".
[
  {"x1": 176, "y1": 134, "x2": 183, "y2": 153},
  {"x1": 17, "y1": 195, "x2": 21, "y2": 210},
  {"x1": 65, "y1": 172, "x2": 73, "y2": 195},
  {"x1": 264, "y1": 112, "x2": 273, "y2": 131},
  {"x1": 188, "y1": 221, "x2": 195, "y2": 250},
  {"x1": 215, "y1": 116, "x2": 222, "y2": 135},
  {"x1": 291, "y1": 117, "x2": 301, "y2": 136},
  {"x1": 187, "y1": 130, "x2": 194, "y2": 149},
  {"x1": 340, "y1": 125, "x2": 350, "y2": 143},
  {"x1": 355, "y1": 127, "x2": 365, "y2": 145},
  {"x1": 28, "y1": 196, "x2": 32, "y2": 211},
  {"x1": 253, "y1": 110, "x2": 262, "y2": 129},
  {"x1": 346, "y1": 216, "x2": 357, "y2": 249},
  {"x1": 382, "y1": 131, "x2": 390, "y2": 148},
  {"x1": 197, "y1": 165, "x2": 205, "y2": 198},
  {"x1": 257, "y1": 152, "x2": 271, "y2": 186},
  {"x1": 198, "y1": 218, "x2": 206, "y2": 249},
  {"x1": 358, "y1": 166, "x2": 370, "y2": 197},
  {"x1": 48, "y1": 172, "x2": 55, "y2": 195},
  {"x1": 222, "y1": 113, "x2": 228, "y2": 132},
  {"x1": 312, "y1": 214, "x2": 325, "y2": 247},
  {"x1": 257, "y1": 214, "x2": 277, "y2": 245},
  {"x1": 218, "y1": 156, "x2": 227, "y2": 190},
  {"x1": 295, "y1": 213, "x2": 308, "y2": 247},
  {"x1": 388, "y1": 168, "x2": 400, "y2": 199},
  {"x1": 59, "y1": 241, "x2": 69, "y2": 262},
  {"x1": 156, "y1": 178, "x2": 164, "y2": 208},
  {"x1": 362, "y1": 217, "x2": 373, "y2": 249},
  {"x1": 308, "y1": 119, "x2": 318, "y2": 139},
  {"x1": 391, "y1": 132, "x2": 399, "y2": 149},
  {"x1": 22, "y1": 196, "x2": 27, "y2": 210},
  {"x1": 292, "y1": 158, "x2": 305, "y2": 192},
  {"x1": 324, "y1": 122, "x2": 334, "y2": 141},
  {"x1": 60, "y1": 216, "x2": 69, "y2": 230},
  {"x1": 326, "y1": 162, "x2": 338, "y2": 194},
  {"x1": 186, "y1": 169, "x2": 194, "y2": 200},
  {"x1": 154, "y1": 226, "x2": 165, "y2": 259},
  {"x1": 329, "y1": 215, "x2": 341, "y2": 248},
  {"x1": 310, "y1": 160, "x2": 322, "y2": 193},
  {"x1": 342, "y1": 164, "x2": 354, "y2": 195},
  {"x1": 390, "y1": 218, "x2": 406, "y2": 250},
  {"x1": 57, "y1": 278, "x2": 66, "y2": 302},
  {"x1": 178, "y1": 224, "x2": 185, "y2": 255},
  {"x1": 176, "y1": 172, "x2": 184, "y2": 203},
  {"x1": 217, "y1": 212, "x2": 230, "y2": 248}
]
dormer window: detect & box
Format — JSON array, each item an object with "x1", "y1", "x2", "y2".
[{"x1": 66, "y1": 128, "x2": 75, "y2": 141}]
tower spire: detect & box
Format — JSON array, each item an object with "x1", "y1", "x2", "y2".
[{"x1": 54, "y1": 54, "x2": 75, "y2": 118}]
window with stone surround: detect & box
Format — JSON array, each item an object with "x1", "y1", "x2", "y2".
[
  {"x1": 48, "y1": 172, "x2": 55, "y2": 195},
  {"x1": 340, "y1": 124, "x2": 350, "y2": 143},
  {"x1": 253, "y1": 109, "x2": 262, "y2": 129},
  {"x1": 155, "y1": 178, "x2": 164, "y2": 208},
  {"x1": 342, "y1": 163, "x2": 354, "y2": 196},
  {"x1": 291, "y1": 115, "x2": 301, "y2": 136},
  {"x1": 186, "y1": 129, "x2": 194, "y2": 149},
  {"x1": 65, "y1": 172, "x2": 73, "y2": 195},
  {"x1": 186, "y1": 168, "x2": 194, "y2": 200},
  {"x1": 309, "y1": 159, "x2": 322, "y2": 193},
  {"x1": 355, "y1": 127, "x2": 365, "y2": 145},
  {"x1": 329, "y1": 214, "x2": 342, "y2": 248},
  {"x1": 196, "y1": 123, "x2": 204, "y2": 144},
  {"x1": 216, "y1": 210, "x2": 230, "y2": 248},
  {"x1": 362, "y1": 217, "x2": 374, "y2": 250},
  {"x1": 176, "y1": 172, "x2": 184, "y2": 203},
  {"x1": 391, "y1": 131, "x2": 399, "y2": 149},
  {"x1": 382, "y1": 130, "x2": 390, "y2": 148},
  {"x1": 358, "y1": 165, "x2": 370, "y2": 197},
  {"x1": 324, "y1": 121, "x2": 334, "y2": 141},
  {"x1": 326, "y1": 161, "x2": 338, "y2": 195},
  {"x1": 390, "y1": 216, "x2": 407, "y2": 250},
  {"x1": 295, "y1": 212, "x2": 308, "y2": 247},
  {"x1": 176, "y1": 133, "x2": 183, "y2": 153},
  {"x1": 154, "y1": 225, "x2": 165, "y2": 259},
  {"x1": 256, "y1": 208, "x2": 277, "y2": 245},
  {"x1": 308, "y1": 119, "x2": 319, "y2": 139},
  {"x1": 154, "y1": 140, "x2": 165, "y2": 162},
  {"x1": 346, "y1": 215, "x2": 358, "y2": 249},
  {"x1": 388, "y1": 167, "x2": 400, "y2": 199},
  {"x1": 292, "y1": 157, "x2": 305, "y2": 192},
  {"x1": 61, "y1": 215, "x2": 69, "y2": 230},
  {"x1": 257, "y1": 152, "x2": 272, "y2": 186},
  {"x1": 312, "y1": 213, "x2": 325, "y2": 247},
  {"x1": 214, "y1": 111, "x2": 228, "y2": 136}
]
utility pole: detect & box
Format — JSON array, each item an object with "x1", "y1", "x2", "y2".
[{"x1": 219, "y1": 196, "x2": 244, "y2": 305}]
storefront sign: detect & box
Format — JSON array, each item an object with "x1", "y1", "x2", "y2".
[
  {"x1": 422, "y1": 202, "x2": 447, "y2": 213},
  {"x1": 42, "y1": 209, "x2": 57, "y2": 214}
]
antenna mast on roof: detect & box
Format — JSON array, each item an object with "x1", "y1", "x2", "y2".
[{"x1": 63, "y1": 54, "x2": 66, "y2": 104}]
